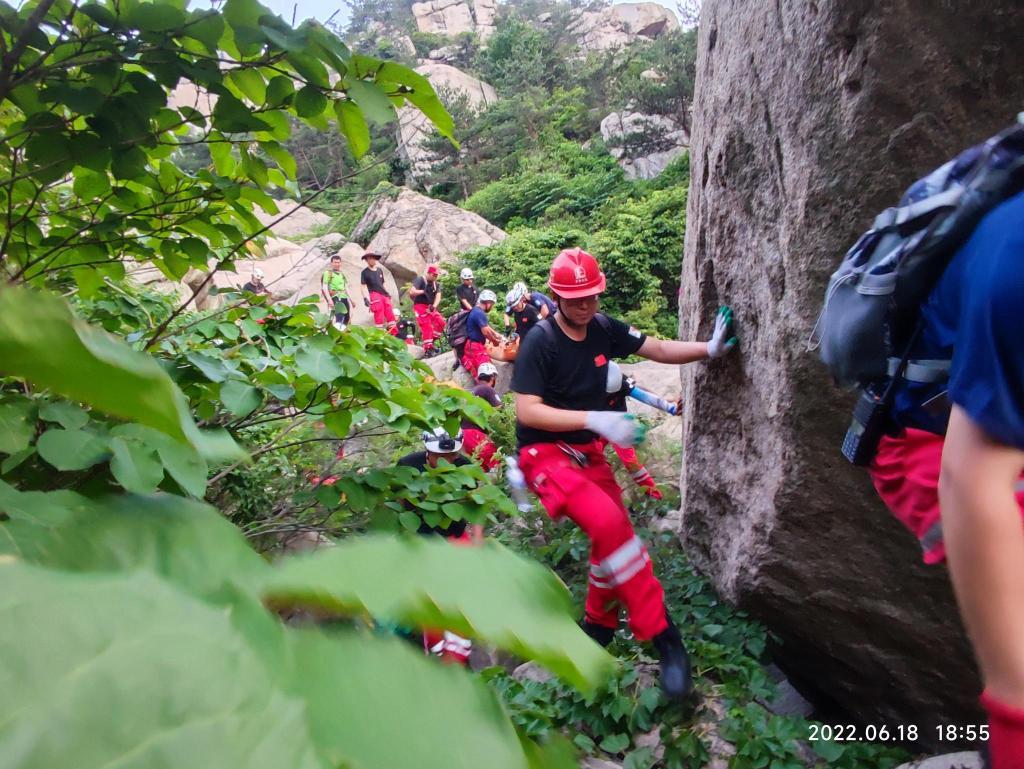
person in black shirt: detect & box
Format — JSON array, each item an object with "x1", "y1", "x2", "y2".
[
  {"x1": 504, "y1": 284, "x2": 540, "y2": 341},
  {"x1": 242, "y1": 267, "x2": 269, "y2": 296},
  {"x1": 393, "y1": 310, "x2": 416, "y2": 346},
  {"x1": 409, "y1": 264, "x2": 446, "y2": 356},
  {"x1": 512, "y1": 247, "x2": 737, "y2": 701},
  {"x1": 359, "y1": 252, "x2": 398, "y2": 337},
  {"x1": 456, "y1": 268, "x2": 479, "y2": 311}
]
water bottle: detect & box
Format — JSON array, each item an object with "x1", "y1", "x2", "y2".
[{"x1": 505, "y1": 456, "x2": 533, "y2": 513}]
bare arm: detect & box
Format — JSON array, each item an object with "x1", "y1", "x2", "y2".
[
  {"x1": 515, "y1": 393, "x2": 589, "y2": 432},
  {"x1": 460, "y1": 296, "x2": 473, "y2": 310},
  {"x1": 432, "y1": 288, "x2": 441, "y2": 309},
  {"x1": 481, "y1": 323, "x2": 503, "y2": 345},
  {"x1": 538, "y1": 303, "x2": 550, "y2": 319},
  {"x1": 637, "y1": 337, "x2": 710, "y2": 364},
  {"x1": 940, "y1": 405, "x2": 1024, "y2": 704}
]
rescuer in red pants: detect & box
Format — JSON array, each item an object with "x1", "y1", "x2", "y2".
[
  {"x1": 461, "y1": 290, "x2": 503, "y2": 380},
  {"x1": 359, "y1": 251, "x2": 398, "y2": 336},
  {"x1": 512, "y1": 247, "x2": 737, "y2": 700},
  {"x1": 461, "y1": 362, "x2": 502, "y2": 471},
  {"x1": 410, "y1": 264, "x2": 446, "y2": 356},
  {"x1": 609, "y1": 442, "x2": 663, "y2": 500}
]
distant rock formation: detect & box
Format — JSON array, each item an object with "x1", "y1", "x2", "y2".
[
  {"x1": 352, "y1": 187, "x2": 506, "y2": 281},
  {"x1": 600, "y1": 110, "x2": 689, "y2": 179},
  {"x1": 396, "y1": 62, "x2": 498, "y2": 181},
  {"x1": 411, "y1": 0, "x2": 497, "y2": 39},
  {"x1": 678, "y1": 0, "x2": 1024, "y2": 748},
  {"x1": 571, "y1": 3, "x2": 679, "y2": 52}
]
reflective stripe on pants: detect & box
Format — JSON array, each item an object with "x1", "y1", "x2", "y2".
[{"x1": 413, "y1": 303, "x2": 445, "y2": 349}]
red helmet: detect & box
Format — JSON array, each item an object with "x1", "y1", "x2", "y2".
[{"x1": 548, "y1": 248, "x2": 606, "y2": 299}]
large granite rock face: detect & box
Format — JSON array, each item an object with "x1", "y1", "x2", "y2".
[
  {"x1": 352, "y1": 187, "x2": 506, "y2": 281},
  {"x1": 252, "y1": 201, "x2": 331, "y2": 241},
  {"x1": 397, "y1": 62, "x2": 498, "y2": 181},
  {"x1": 600, "y1": 110, "x2": 689, "y2": 180},
  {"x1": 571, "y1": 2, "x2": 679, "y2": 52},
  {"x1": 411, "y1": 0, "x2": 497, "y2": 39},
  {"x1": 678, "y1": 0, "x2": 1024, "y2": 747}
]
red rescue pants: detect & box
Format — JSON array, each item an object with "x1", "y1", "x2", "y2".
[
  {"x1": 518, "y1": 441, "x2": 668, "y2": 640},
  {"x1": 463, "y1": 427, "x2": 498, "y2": 471},
  {"x1": 982, "y1": 690, "x2": 1024, "y2": 769},
  {"x1": 871, "y1": 428, "x2": 1024, "y2": 564},
  {"x1": 610, "y1": 443, "x2": 663, "y2": 500},
  {"x1": 461, "y1": 339, "x2": 490, "y2": 381},
  {"x1": 413, "y1": 304, "x2": 445, "y2": 350},
  {"x1": 369, "y1": 291, "x2": 398, "y2": 335}
]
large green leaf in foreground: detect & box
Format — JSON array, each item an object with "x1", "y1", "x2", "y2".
[
  {"x1": 262, "y1": 535, "x2": 615, "y2": 691},
  {"x1": 0, "y1": 561, "x2": 322, "y2": 769},
  {"x1": 0, "y1": 286, "x2": 240, "y2": 461}
]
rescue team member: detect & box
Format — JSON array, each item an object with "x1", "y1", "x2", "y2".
[
  {"x1": 410, "y1": 264, "x2": 446, "y2": 357},
  {"x1": 396, "y1": 428, "x2": 482, "y2": 664},
  {"x1": 523, "y1": 281, "x2": 557, "y2": 318},
  {"x1": 394, "y1": 310, "x2": 415, "y2": 345},
  {"x1": 243, "y1": 267, "x2": 269, "y2": 295},
  {"x1": 456, "y1": 268, "x2": 479, "y2": 311},
  {"x1": 867, "y1": 191, "x2": 1024, "y2": 769},
  {"x1": 462, "y1": 362, "x2": 502, "y2": 471},
  {"x1": 360, "y1": 252, "x2": 398, "y2": 336},
  {"x1": 321, "y1": 255, "x2": 349, "y2": 329},
  {"x1": 504, "y1": 283, "x2": 540, "y2": 341},
  {"x1": 512, "y1": 248, "x2": 737, "y2": 700},
  {"x1": 462, "y1": 290, "x2": 504, "y2": 380}
]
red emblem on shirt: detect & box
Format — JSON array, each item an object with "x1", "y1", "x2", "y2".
[{"x1": 593, "y1": 354, "x2": 607, "y2": 367}]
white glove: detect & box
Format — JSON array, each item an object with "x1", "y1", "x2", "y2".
[
  {"x1": 585, "y1": 411, "x2": 647, "y2": 447},
  {"x1": 707, "y1": 306, "x2": 737, "y2": 359}
]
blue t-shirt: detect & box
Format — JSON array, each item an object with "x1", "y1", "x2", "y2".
[
  {"x1": 891, "y1": 190, "x2": 1024, "y2": 449},
  {"x1": 531, "y1": 291, "x2": 557, "y2": 316},
  {"x1": 466, "y1": 306, "x2": 490, "y2": 343}
]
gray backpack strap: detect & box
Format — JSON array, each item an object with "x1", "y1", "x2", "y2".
[
  {"x1": 539, "y1": 314, "x2": 613, "y2": 339},
  {"x1": 886, "y1": 357, "x2": 951, "y2": 384}
]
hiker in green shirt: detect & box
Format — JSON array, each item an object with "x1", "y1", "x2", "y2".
[{"x1": 321, "y1": 254, "x2": 349, "y2": 330}]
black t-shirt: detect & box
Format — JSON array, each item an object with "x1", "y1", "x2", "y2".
[
  {"x1": 361, "y1": 266, "x2": 387, "y2": 296},
  {"x1": 512, "y1": 303, "x2": 540, "y2": 338},
  {"x1": 396, "y1": 450, "x2": 472, "y2": 536},
  {"x1": 242, "y1": 281, "x2": 267, "y2": 294},
  {"x1": 511, "y1": 315, "x2": 646, "y2": 446},
  {"x1": 396, "y1": 318, "x2": 415, "y2": 340},
  {"x1": 456, "y1": 284, "x2": 478, "y2": 309},
  {"x1": 462, "y1": 383, "x2": 501, "y2": 429},
  {"x1": 412, "y1": 276, "x2": 438, "y2": 306}
]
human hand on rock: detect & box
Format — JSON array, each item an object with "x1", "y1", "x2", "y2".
[{"x1": 707, "y1": 306, "x2": 738, "y2": 359}]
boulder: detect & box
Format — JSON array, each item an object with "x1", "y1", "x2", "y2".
[
  {"x1": 678, "y1": 0, "x2": 1024, "y2": 748},
  {"x1": 571, "y1": 3, "x2": 680, "y2": 52},
  {"x1": 352, "y1": 187, "x2": 506, "y2": 281},
  {"x1": 600, "y1": 110, "x2": 689, "y2": 180},
  {"x1": 396, "y1": 62, "x2": 498, "y2": 180},
  {"x1": 252, "y1": 200, "x2": 331, "y2": 240},
  {"x1": 511, "y1": 661, "x2": 553, "y2": 685},
  {"x1": 895, "y1": 753, "x2": 983, "y2": 769},
  {"x1": 411, "y1": 0, "x2": 497, "y2": 39}
]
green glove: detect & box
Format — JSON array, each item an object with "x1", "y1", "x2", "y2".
[{"x1": 707, "y1": 305, "x2": 738, "y2": 358}]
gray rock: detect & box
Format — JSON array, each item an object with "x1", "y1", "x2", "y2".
[
  {"x1": 678, "y1": 0, "x2": 1024, "y2": 749},
  {"x1": 571, "y1": 3, "x2": 680, "y2": 52},
  {"x1": 599, "y1": 110, "x2": 688, "y2": 180},
  {"x1": 512, "y1": 661, "x2": 554, "y2": 685},
  {"x1": 581, "y1": 759, "x2": 622, "y2": 769},
  {"x1": 412, "y1": 0, "x2": 496, "y2": 39},
  {"x1": 353, "y1": 188, "x2": 506, "y2": 281},
  {"x1": 895, "y1": 754, "x2": 983, "y2": 769}
]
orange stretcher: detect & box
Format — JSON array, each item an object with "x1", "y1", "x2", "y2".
[{"x1": 487, "y1": 338, "x2": 519, "y2": 362}]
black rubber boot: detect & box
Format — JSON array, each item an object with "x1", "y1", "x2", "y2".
[
  {"x1": 652, "y1": 621, "x2": 692, "y2": 701},
  {"x1": 581, "y1": 619, "x2": 615, "y2": 648}
]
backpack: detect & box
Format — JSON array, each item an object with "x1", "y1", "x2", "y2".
[
  {"x1": 811, "y1": 119, "x2": 1024, "y2": 463},
  {"x1": 446, "y1": 310, "x2": 470, "y2": 349}
]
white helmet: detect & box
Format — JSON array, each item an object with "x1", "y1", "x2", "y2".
[
  {"x1": 505, "y1": 283, "x2": 528, "y2": 307},
  {"x1": 460, "y1": 268, "x2": 474, "y2": 280},
  {"x1": 422, "y1": 427, "x2": 464, "y2": 453},
  {"x1": 477, "y1": 362, "x2": 498, "y2": 379},
  {"x1": 393, "y1": 309, "x2": 401, "y2": 319},
  {"x1": 252, "y1": 267, "x2": 265, "y2": 280},
  {"x1": 478, "y1": 289, "x2": 497, "y2": 304}
]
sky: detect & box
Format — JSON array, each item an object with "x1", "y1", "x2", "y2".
[{"x1": 238, "y1": 0, "x2": 680, "y2": 28}]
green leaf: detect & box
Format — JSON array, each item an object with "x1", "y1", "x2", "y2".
[
  {"x1": 0, "y1": 400, "x2": 35, "y2": 454},
  {"x1": 345, "y1": 80, "x2": 395, "y2": 125},
  {"x1": 109, "y1": 424, "x2": 209, "y2": 498},
  {"x1": 79, "y1": 2, "x2": 118, "y2": 28},
  {"x1": 598, "y1": 733, "x2": 630, "y2": 754},
  {"x1": 811, "y1": 740, "x2": 846, "y2": 761},
  {"x1": 0, "y1": 562, "x2": 321, "y2": 769},
  {"x1": 109, "y1": 436, "x2": 164, "y2": 493},
  {"x1": 295, "y1": 343, "x2": 344, "y2": 383},
  {"x1": 0, "y1": 490, "x2": 266, "y2": 594},
  {"x1": 212, "y1": 92, "x2": 272, "y2": 133},
  {"x1": 294, "y1": 85, "x2": 327, "y2": 118},
  {"x1": 0, "y1": 287, "x2": 241, "y2": 461},
  {"x1": 125, "y1": 2, "x2": 187, "y2": 32},
  {"x1": 265, "y1": 75, "x2": 295, "y2": 107},
  {"x1": 334, "y1": 100, "x2": 370, "y2": 159},
  {"x1": 36, "y1": 428, "x2": 109, "y2": 471},
  {"x1": 183, "y1": 10, "x2": 225, "y2": 49},
  {"x1": 220, "y1": 379, "x2": 262, "y2": 416},
  {"x1": 228, "y1": 67, "x2": 266, "y2": 103},
  {"x1": 111, "y1": 146, "x2": 148, "y2": 180},
  {"x1": 323, "y1": 409, "x2": 351, "y2": 438},
  {"x1": 218, "y1": 321, "x2": 241, "y2": 340},
  {"x1": 39, "y1": 402, "x2": 89, "y2": 430},
  {"x1": 262, "y1": 536, "x2": 615, "y2": 692},
  {"x1": 186, "y1": 351, "x2": 231, "y2": 382}
]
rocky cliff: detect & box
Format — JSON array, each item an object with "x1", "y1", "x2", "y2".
[{"x1": 678, "y1": 0, "x2": 1024, "y2": 747}]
